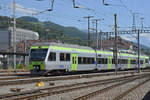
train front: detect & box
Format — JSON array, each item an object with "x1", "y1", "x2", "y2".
[{"x1": 29, "y1": 46, "x2": 48, "y2": 75}]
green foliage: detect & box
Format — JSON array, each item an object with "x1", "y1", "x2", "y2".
[
  {"x1": 0, "y1": 16, "x2": 87, "y2": 46},
  {"x1": 0, "y1": 16, "x2": 12, "y2": 28},
  {"x1": 18, "y1": 16, "x2": 39, "y2": 22}
]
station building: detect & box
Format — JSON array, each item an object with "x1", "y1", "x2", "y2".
[
  {"x1": 0, "y1": 27, "x2": 39, "y2": 69},
  {"x1": 0, "y1": 27, "x2": 39, "y2": 51}
]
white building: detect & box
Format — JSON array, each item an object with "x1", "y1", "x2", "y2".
[
  {"x1": 9, "y1": 27, "x2": 39, "y2": 47},
  {"x1": 0, "y1": 27, "x2": 39, "y2": 51}
]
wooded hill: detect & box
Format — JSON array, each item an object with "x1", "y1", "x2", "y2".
[{"x1": 0, "y1": 16, "x2": 88, "y2": 46}]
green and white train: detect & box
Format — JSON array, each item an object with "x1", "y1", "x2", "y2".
[{"x1": 29, "y1": 43, "x2": 149, "y2": 75}]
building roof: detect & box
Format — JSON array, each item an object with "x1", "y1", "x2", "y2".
[{"x1": 8, "y1": 27, "x2": 39, "y2": 37}]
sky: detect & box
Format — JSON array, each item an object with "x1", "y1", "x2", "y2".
[{"x1": 0, "y1": 0, "x2": 150, "y2": 47}]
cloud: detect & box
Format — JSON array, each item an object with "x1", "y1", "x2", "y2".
[
  {"x1": 121, "y1": 35, "x2": 136, "y2": 41},
  {"x1": 140, "y1": 33, "x2": 150, "y2": 41},
  {"x1": 16, "y1": 3, "x2": 38, "y2": 15},
  {"x1": 9, "y1": 3, "x2": 38, "y2": 15}
]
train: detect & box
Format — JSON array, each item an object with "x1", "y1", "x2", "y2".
[{"x1": 28, "y1": 42, "x2": 149, "y2": 75}]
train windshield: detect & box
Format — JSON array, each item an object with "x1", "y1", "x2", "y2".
[{"x1": 30, "y1": 49, "x2": 48, "y2": 61}]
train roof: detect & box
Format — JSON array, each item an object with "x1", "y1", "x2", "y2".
[
  {"x1": 31, "y1": 42, "x2": 149, "y2": 59},
  {"x1": 31, "y1": 42, "x2": 93, "y2": 50}
]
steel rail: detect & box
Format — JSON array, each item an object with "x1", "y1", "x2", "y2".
[
  {"x1": 112, "y1": 77, "x2": 150, "y2": 100},
  {"x1": 0, "y1": 71, "x2": 142, "y2": 86},
  {"x1": 1, "y1": 74, "x2": 148, "y2": 100},
  {"x1": 73, "y1": 75, "x2": 150, "y2": 100}
]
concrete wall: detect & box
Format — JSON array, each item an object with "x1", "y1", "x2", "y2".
[{"x1": 0, "y1": 29, "x2": 9, "y2": 51}]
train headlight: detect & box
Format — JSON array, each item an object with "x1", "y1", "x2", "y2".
[{"x1": 34, "y1": 66, "x2": 36, "y2": 69}]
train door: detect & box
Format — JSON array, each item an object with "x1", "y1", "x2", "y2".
[
  {"x1": 143, "y1": 59, "x2": 146, "y2": 68},
  {"x1": 71, "y1": 53, "x2": 78, "y2": 71},
  {"x1": 128, "y1": 57, "x2": 131, "y2": 69},
  {"x1": 107, "y1": 56, "x2": 112, "y2": 69}
]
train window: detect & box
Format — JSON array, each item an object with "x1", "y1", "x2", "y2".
[
  {"x1": 78, "y1": 57, "x2": 94, "y2": 64},
  {"x1": 101, "y1": 58, "x2": 107, "y2": 64},
  {"x1": 118, "y1": 59, "x2": 121, "y2": 64},
  {"x1": 88, "y1": 58, "x2": 91, "y2": 64},
  {"x1": 78, "y1": 57, "x2": 81, "y2": 64},
  {"x1": 48, "y1": 52, "x2": 56, "y2": 61},
  {"x1": 122, "y1": 59, "x2": 127, "y2": 64},
  {"x1": 124, "y1": 59, "x2": 128, "y2": 64},
  {"x1": 130, "y1": 60, "x2": 132, "y2": 64},
  {"x1": 112, "y1": 59, "x2": 128, "y2": 64},
  {"x1": 83, "y1": 58, "x2": 87, "y2": 64},
  {"x1": 102, "y1": 58, "x2": 106, "y2": 64},
  {"x1": 140, "y1": 60, "x2": 143, "y2": 64},
  {"x1": 66, "y1": 53, "x2": 70, "y2": 61},
  {"x1": 105, "y1": 58, "x2": 108, "y2": 64},
  {"x1": 60, "y1": 53, "x2": 70, "y2": 61},
  {"x1": 146, "y1": 59, "x2": 148, "y2": 63},
  {"x1": 131, "y1": 59, "x2": 136, "y2": 64},
  {"x1": 91, "y1": 58, "x2": 94, "y2": 64},
  {"x1": 72, "y1": 57, "x2": 74, "y2": 64},
  {"x1": 60, "y1": 53, "x2": 65, "y2": 61},
  {"x1": 97, "y1": 58, "x2": 101, "y2": 64},
  {"x1": 88, "y1": 58, "x2": 95, "y2": 64},
  {"x1": 112, "y1": 59, "x2": 115, "y2": 64},
  {"x1": 112, "y1": 59, "x2": 118, "y2": 64}
]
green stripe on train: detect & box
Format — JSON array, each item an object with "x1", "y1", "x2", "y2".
[
  {"x1": 31, "y1": 46, "x2": 49, "y2": 49},
  {"x1": 29, "y1": 61, "x2": 45, "y2": 70},
  {"x1": 107, "y1": 56, "x2": 112, "y2": 69}
]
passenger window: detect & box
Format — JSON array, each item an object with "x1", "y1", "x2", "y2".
[
  {"x1": 48, "y1": 52, "x2": 56, "y2": 61},
  {"x1": 88, "y1": 58, "x2": 91, "y2": 64},
  {"x1": 91, "y1": 58, "x2": 94, "y2": 64},
  {"x1": 74, "y1": 57, "x2": 76, "y2": 64},
  {"x1": 78, "y1": 57, "x2": 81, "y2": 64},
  {"x1": 72, "y1": 57, "x2": 74, "y2": 64},
  {"x1": 60, "y1": 53, "x2": 70, "y2": 61},
  {"x1": 140, "y1": 60, "x2": 143, "y2": 64},
  {"x1": 60, "y1": 53, "x2": 65, "y2": 61},
  {"x1": 78, "y1": 57, "x2": 94, "y2": 64},
  {"x1": 83, "y1": 58, "x2": 87, "y2": 64},
  {"x1": 66, "y1": 53, "x2": 70, "y2": 61}
]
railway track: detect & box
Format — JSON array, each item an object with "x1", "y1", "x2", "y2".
[
  {"x1": 0, "y1": 70, "x2": 147, "y2": 86},
  {"x1": 0, "y1": 72, "x2": 30, "y2": 77},
  {"x1": 0, "y1": 73, "x2": 147, "y2": 100},
  {"x1": 112, "y1": 76, "x2": 150, "y2": 100},
  {"x1": 73, "y1": 75, "x2": 150, "y2": 100},
  {"x1": 0, "y1": 76, "x2": 36, "y2": 81},
  {"x1": 0, "y1": 75, "x2": 147, "y2": 100},
  {"x1": 0, "y1": 69, "x2": 29, "y2": 73},
  {"x1": 0, "y1": 69, "x2": 149, "y2": 81}
]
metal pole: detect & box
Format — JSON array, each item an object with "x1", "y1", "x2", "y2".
[
  {"x1": 86, "y1": 17, "x2": 91, "y2": 47},
  {"x1": 137, "y1": 30, "x2": 140, "y2": 73},
  {"x1": 140, "y1": 18, "x2": 144, "y2": 30},
  {"x1": 84, "y1": 16, "x2": 94, "y2": 47},
  {"x1": 95, "y1": 19, "x2": 100, "y2": 49},
  {"x1": 96, "y1": 20, "x2": 98, "y2": 48},
  {"x1": 107, "y1": 32, "x2": 109, "y2": 50},
  {"x1": 88, "y1": 17, "x2": 91, "y2": 47},
  {"x1": 114, "y1": 14, "x2": 118, "y2": 75},
  {"x1": 100, "y1": 30, "x2": 102, "y2": 49},
  {"x1": 132, "y1": 13, "x2": 136, "y2": 30},
  {"x1": 23, "y1": 40, "x2": 26, "y2": 68},
  {"x1": 13, "y1": 0, "x2": 16, "y2": 70}
]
